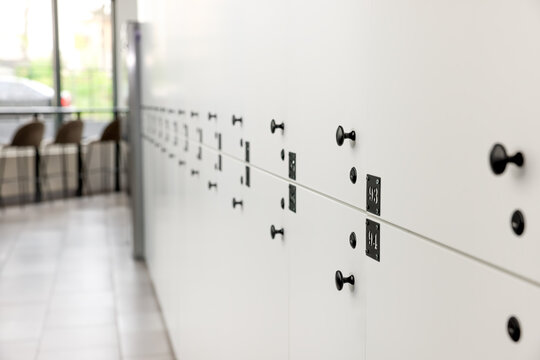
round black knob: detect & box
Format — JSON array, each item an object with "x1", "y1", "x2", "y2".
[
  {"x1": 335, "y1": 270, "x2": 355, "y2": 291},
  {"x1": 232, "y1": 198, "x2": 243, "y2": 208},
  {"x1": 191, "y1": 169, "x2": 199, "y2": 176},
  {"x1": 280, "y1": 149, "x2": 285, "y2": 161},
  {"x1": 507, "y1": 316, "x2": 521, "y2": 342},
  {"x1": 489, "y1": 143, "x2": 524, "y2": 175},
  {"x1": 270, "y1": 119, "x2": 285, "y2": 134},
  {"x1": 208, "y1": 182, "x2": 217, "y2": 190},
  {"x1": 270, "y1": 225, "x2": 284, "y2": 239},
  {"x1": 281, "y1": 198, "x2": 285, "y2": 209},
  {"x1": 349, "y1": 232, "x2": 357, "y2": 249},
  {"x1": 349, "y1": 167, "x2": 357, "y2": 184},
  {"x1": 208, "y1": 112, "x2": 217, "y2": 120},
  {"x1": 232, "y1": 115, "x2": 243, "y2": 126},
  {"x1": 511, "y1": 210, "x2": 525, "y2": 236},
  {"x1": 336, "y1": 126, "x2": 356, "y2": 146}
]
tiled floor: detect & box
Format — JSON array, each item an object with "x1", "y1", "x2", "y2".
[{"x1": 0, "y1": 194, "x2": 175, "y2": 360}]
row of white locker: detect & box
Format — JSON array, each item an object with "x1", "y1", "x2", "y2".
[
  {"x1": 142, "y1": 131, "x2": 540, "y2": 360},
  {"x1": 141, "y1": 108, "x2": 539, "y2": 286}
]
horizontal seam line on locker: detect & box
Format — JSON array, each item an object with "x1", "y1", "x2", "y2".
[{"x1": 164, "y1": 135, "x2": 540, "y2": 289}]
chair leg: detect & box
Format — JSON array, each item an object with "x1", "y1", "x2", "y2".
[
  {"x1": 40, "y1": 148, "x2": 50, "y2": 201},
  {"x1": 85, "y1": 143, "x2": 93, "y2": 196},
  {"x1": 22, "y1": 151, "x2": 30, "y2": 205},
  {"x1": 15, "y1": 151, "x2": 21, "y2": 205},
  {"x1": 0, "y1": 148, "x2": 6, "y2": 208},
  {"x1": 101, "y1": 142, "x2": 107, "y2": 192},
  {"x1": 24, "y1": 152, "x2": 30, "y2": 205},
  {"x1": 61, "y1": 146, "x2": 67, "y2": 198}
]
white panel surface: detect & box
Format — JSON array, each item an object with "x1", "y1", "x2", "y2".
[
  {"x1": 288, "y1": 185, "x2": 366, "y2": 360},
  {"x1": 364, "y1": 0, "x2": 540, "y2": 282},
  {"x1": 367, "y1": 219, "x2": 540, "y2": 359}
]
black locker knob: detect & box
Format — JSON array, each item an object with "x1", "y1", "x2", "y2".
[
  {"x1": 190, "y1": 111, "x2": 199, "y2": 117},
  {"x1": 511, "y1": 210, "x2": 525, "y2": 236},
  {"x1": 208, "y1": 112, "x2": 217, "y2": 120},
  {"x1": 208, "y1": 182, "x2": 217, "y2": 189},
  {"x1": 270, "y1": 225, "x2": 284, "y2": 239},
  {"x1": 489, "y1": 143, "x2": 524, "y2": 175},
  {"x1": 335, "y1": 270, "x2": 355, "y2": 291},
  {"x1": 507, "y1": 316, "x2": 521, "y2": 342},
  {"x1": 232, "y1": 115, "x2": 243, "y2": 126},
  {"x1": 191, "y1": 169, "x2": 199, "y2": 176},
  {"x1": 335, "y1": 126, "x2": 356, "y2": 146},
  {"x1": 270, "y1": 119, "x2": 285, "y2": 134},
  {"x1": 178, "y1": 160, "x2": 186, "y2": 166},
  {"x1": 232, "y1": 198, "x2": 243, "y2": 208}
]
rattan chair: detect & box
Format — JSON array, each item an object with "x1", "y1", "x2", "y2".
[
  {"x1": 0, "y1": 121, "x2": 45, "y2": 206},
  {"x1": 41, "y1": 120, "x2": 84, "y2": 199}
]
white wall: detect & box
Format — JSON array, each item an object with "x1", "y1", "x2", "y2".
[{"x1": 138, "y1": 0, "x2": 540, "y2": 359}]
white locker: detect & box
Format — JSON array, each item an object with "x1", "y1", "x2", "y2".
[
  {"x1": 173, "y1": 148, "x2": 289, "y2": 360},
  {"x1": 364, "y1": 0, "x2": 540, "y2": 283},
  {"x1": 287, "y1": 183, "x2": 366, "y2": 360},
  {"x1": 366, "y1": 218, "x2": 540, "y2": 359}
]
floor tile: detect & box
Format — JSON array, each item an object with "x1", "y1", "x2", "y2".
[
  {"x1": 0, "y1": 341, "x2": 39, "y2": 360},
  {"x1": 40, "y1": 325, "x2": 118, "y2": 351},
  {"x1": 0, "y1": 194, "x2": 176, "y2": 359},
  {"x1": 117, "y1": 312, "x2": 166, "y2": 334},
  {"x1": 120, "y1": 331, "x2": 173, "y2": 357},
  {"x1": 45, "y1": 307, "x2": 116, "y2": 328},
  {"x1": 36, "y1": 346, "x2": 120, "y2": 360}
]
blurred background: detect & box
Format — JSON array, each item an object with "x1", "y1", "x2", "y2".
[{"x1": 0, "y1": 0, "x2": 116, "y2": 142}]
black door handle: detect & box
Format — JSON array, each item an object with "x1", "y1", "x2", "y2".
[
  {"x1": 191, "y1": 169, "x2": 199, "y2": 176},
  {"x1": 336, "y1": 126, "x2": 355, "y2": 146},
  {"x1": 489, "y1": 143, "x2": 524, "y2": 175},
  {"x1": 232, "y1": 198, "x2": 243, "y2": 208},
  {"x1": 270, "y1": 225, "x2": 284, "y2": 239},
  {"x1": 335, "y1": 270, "x2": 355, "y2": 291},
  {"x1": 232, "y1": 115, "x2": 243, "y2": 126},
  {"x1": 270, "y1": 119, "x2": 285, "y2": 134},
  {"x1": 208, "y1": 181, "x2": 217, "y2": 189}
]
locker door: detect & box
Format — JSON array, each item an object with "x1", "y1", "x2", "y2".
[
  {"x1": 367, "y1": 220, "x2": 540, "y2": 359},
  {"x1": 175, "y1": 138, "x2": 212, "y2": 360},
  {"x1": 218, "y1": 163, "x2": 289, "y2": 360},
  {"x1": 152, "y1": 111, "x2": 173, "y2": 305},
  {"x1": 159, "y1": 114, "x2": 183, "y2": 346},
  {"x1": 288, "y1": 186, "x2": 366, "y2": 360},
  {"x1": 176, "y1": 152, "x2": 289, "y2": 360},
  {"x1": 364, "y1": 0, "x2": 540, "y2": 283}
]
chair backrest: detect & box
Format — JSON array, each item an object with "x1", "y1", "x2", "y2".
[
  {"x1": 10, "y1": 121, "x2": 45, "y2": 147},
  {"x1": 100, "y1": 119, "x2": 120, "y2": 142},
  {"x1": 54, "y1": 120, "x2": 84, "y2": 145}
]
